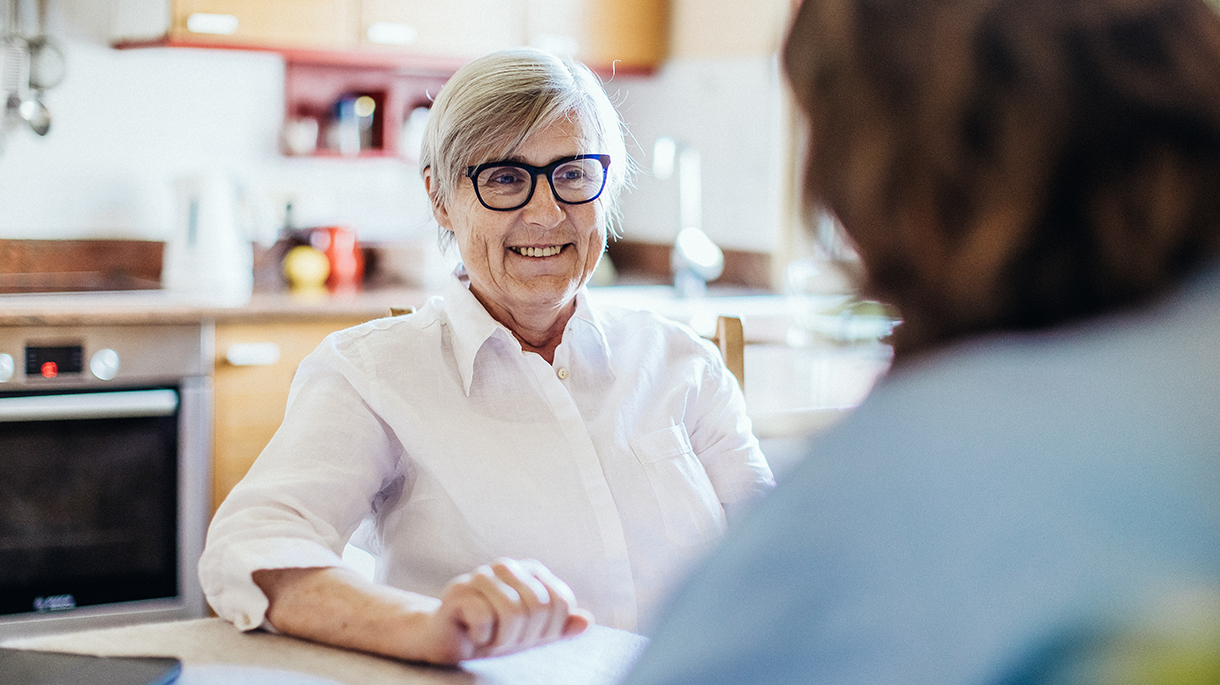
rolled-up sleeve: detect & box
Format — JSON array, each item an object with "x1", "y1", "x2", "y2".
[{"x1": 198, "y1": 334, "x2": 404, "y2": 631}]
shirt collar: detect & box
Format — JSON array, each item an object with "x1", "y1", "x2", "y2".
[
  {"x1": 568, "y1": 288, "x2": 615, "y2": 376},
  {"x1": 443, "y1": 273, "x2": 512, "y2": 397},
  {"x1": 443, "y1": 273, "x2": 616, "y2": 395}
]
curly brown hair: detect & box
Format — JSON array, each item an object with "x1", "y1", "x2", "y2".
[{"x1": 783, "y1": 0, "x2": 1220, "y2": 356}]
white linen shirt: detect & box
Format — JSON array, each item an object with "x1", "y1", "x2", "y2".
[{"x1": 199, "y1": 274, "x2": 774, "y2": 634}]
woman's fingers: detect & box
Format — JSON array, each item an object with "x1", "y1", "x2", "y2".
[
  {"x1": 467, "y1": 563, "x2": 528, "y2": 649},
  {"x1": 512, "y1": 559, "x2": 579, "y2": 640},
  {"x1": 563, "y1": 608, "x2": 594, "y2": 637},
  {"x1": 492, "y1": 559, "x2": 563, "y2": 644},
  {"x1": 433, "y1": 574, "x2": 498, "y2": 662},
  {"x1": 440, "y1": 558, "x2": 591, "y2": 658},
  {"x1": 454, "y1": 587, "x2": 497, "y2": 647}
]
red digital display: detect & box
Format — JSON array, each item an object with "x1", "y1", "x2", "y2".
[{"x1": 25, "y1": 345, "x2": 84, "y2": 378}]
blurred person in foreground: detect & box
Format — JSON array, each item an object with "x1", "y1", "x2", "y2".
[
  {"x1": 623, "y1": 0, "x2": 1220, "y2": 682},
  {"x1": 199, "y1": 47, "x2": 772, "y2": 666}
]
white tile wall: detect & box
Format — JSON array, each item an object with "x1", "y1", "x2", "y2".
[
  {"x1": 0, "y1": 1, "x2": 785, "y2": 257},
  {"x1": 615, "y1": 56, "x2": 787, "y2": 253}
]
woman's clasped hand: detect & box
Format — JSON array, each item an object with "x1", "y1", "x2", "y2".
[
  {"x1": 254, "y1": 558, "x2": 592, "y2": 665},
  {"x1": 428, "y1": 558, "x2": 593, "y2": 662}
]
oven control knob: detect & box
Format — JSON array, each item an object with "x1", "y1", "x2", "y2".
[
  {"x1": 90, "y1": 348, "x2": 121, "y2": 381},
  {"x1": 0, "y1": 353, "x2": 13, "y2": 383}
]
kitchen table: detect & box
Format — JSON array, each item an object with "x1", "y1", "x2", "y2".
[{"x1": 1, "y1": 618, "x2": 648, "y2": 685}]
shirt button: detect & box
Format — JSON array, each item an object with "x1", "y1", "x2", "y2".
[{"x1": 557, "y1": 367, "x2": 569, "y2": 380}]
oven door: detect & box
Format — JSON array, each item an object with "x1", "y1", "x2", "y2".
[{"x1": 0, "y1": 384, "x2": 206, "y2": 633}]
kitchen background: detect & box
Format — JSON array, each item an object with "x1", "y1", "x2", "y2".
[
  {"x1": 0, "y1": 0, "x2": 801, "y2": 289},
  {"x1": 0, "y1": 0, "x2": 893, "y2": 637}
]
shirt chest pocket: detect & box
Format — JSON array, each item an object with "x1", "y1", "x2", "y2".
[{"x1": 631, "y1": 424, "x2": 726, "y2": 547}]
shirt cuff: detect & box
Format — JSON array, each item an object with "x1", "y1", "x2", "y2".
[{"x1": 213, "y1": 537, "x2": 347, "y2": 632}]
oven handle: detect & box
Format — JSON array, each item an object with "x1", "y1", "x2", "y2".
[{"x1": 0, "y1": 389, "x2": 180, "y2": 422}]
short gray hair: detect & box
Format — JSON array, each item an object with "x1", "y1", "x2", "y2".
[{"x1": 420, "y1": 47, "x2": 630, "y2": 241}]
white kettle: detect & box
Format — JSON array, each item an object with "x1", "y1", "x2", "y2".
[{"x1": 162, "y1": 173, "x2": 254, "y2": 305}]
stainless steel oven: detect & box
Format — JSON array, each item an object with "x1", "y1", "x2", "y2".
[{"x1": 0, "y1": 324, "x2": 210, "y2": 638}]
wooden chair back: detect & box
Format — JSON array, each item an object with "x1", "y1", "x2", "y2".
[{"x1": 710, "y1": 315, "x2": 745, "y2": 389}]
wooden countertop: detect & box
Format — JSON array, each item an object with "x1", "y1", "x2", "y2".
[
  {"x1": 0, "y1": 288, "x2": 434, "y2": 327},
  {"x1": 0, "y1": 285, "x2": 894, "y2": 442},
  {"x1": 2, "y1": 618, "x2": 648, "y2": 685}
]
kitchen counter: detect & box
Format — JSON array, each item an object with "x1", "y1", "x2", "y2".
[
  {"x1": 0, "y1": 288, "x2": 433, "y2": 327},
  {"x1": 2, "y1": 618, "x2": 648, "y2": 685},
  {"x1": 0, "y1": 285, "x2": 893, "y2": 450}
]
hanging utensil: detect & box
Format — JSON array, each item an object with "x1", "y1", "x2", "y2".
[
  {"x1": 2, "y1": 0, "x2": 26, "y2": 132},
  {"x1": 0, "y1": 0, "x2": 60, "y2": 143},
  {"x1": 27, "y1": 0, "x2": 63, "y2": 91},
  {"x1": 18, "y1": 90, "x2": 48, "y2": 135},
  {"x1": 19, "y1": 0, "x2": 55, "y2": 135},
  {"x1": 1, "y1": 34, "x2": 28, "y2": 132},
  {"x1": 0, "y1": 0, "x2": 14, "y2": 152}
]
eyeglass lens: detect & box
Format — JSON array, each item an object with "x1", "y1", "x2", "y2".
[{"x1": 474, "y1": 157, "x2": 607, "y2": 210}]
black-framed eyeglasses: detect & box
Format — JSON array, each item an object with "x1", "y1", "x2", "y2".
[{"x1": 464, "y1": 154, "x2": 611, "y2": 211}]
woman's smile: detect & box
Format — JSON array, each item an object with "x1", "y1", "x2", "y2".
[{"x1": 509, "y1": 244, "x2": 568, "y2": 258}]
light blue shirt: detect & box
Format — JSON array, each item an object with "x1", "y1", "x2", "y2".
[{"x1": 624, "y1": 265, "x2": 1220, "y2": 685}]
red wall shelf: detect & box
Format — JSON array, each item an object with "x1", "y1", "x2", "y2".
[
  {"x1": 115, "y1": 38, "x2": 456, "y2": 159},
  {"x1": 283, "y1": 61, "x2": 450, "y2": 158}
]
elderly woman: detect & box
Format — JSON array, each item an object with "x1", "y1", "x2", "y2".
[
  {"x1": 198, "y1": 48, "x2": 773, "y2": 665},
  {"x1": 623, "y1": 0, "x2": 1220, "y2": 683}
]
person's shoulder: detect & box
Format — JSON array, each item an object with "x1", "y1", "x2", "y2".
[
  {"x1": 317, "y1": 296, "x2": 447, "y2": 356},
  {"x1": 595, "y1": 305, "x2": 723, "y2": 370},
  {"x1": 594, "y1": 302, "x2": 707, "y2": 344}
]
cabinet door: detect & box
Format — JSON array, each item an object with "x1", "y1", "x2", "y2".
[
  {"x1": 171, "y1": 0, "x2": 359, "y2": 49},
  {"x1": 212, "y1": 318, "x2": 366, "y2": 513},
  {"x1": 528, "y1": 0, "x2": 668, "y2": 71},
  {"x1": 359, "y1": 0, "x2": 521, "y2": 58}
]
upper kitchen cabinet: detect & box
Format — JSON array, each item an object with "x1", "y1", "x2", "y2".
[
  {"x1": 112, "y1": 0, "x2": 671, "y2": 72},
  {"x1": 357, "y1": 0, "x2": 518, "y2": 61},
  {"x1": 669, "y1": 0, "x2": 791, "y2": 58},
  {"x1": 358, "y1": 0, "x2": 669, "y2": 70},
  {"x1": 525, "y1": 0, "x2": 669, "y2": 73},
  {"x1": 112, "y1": 0, "x2": 360, "y2": 51}
]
